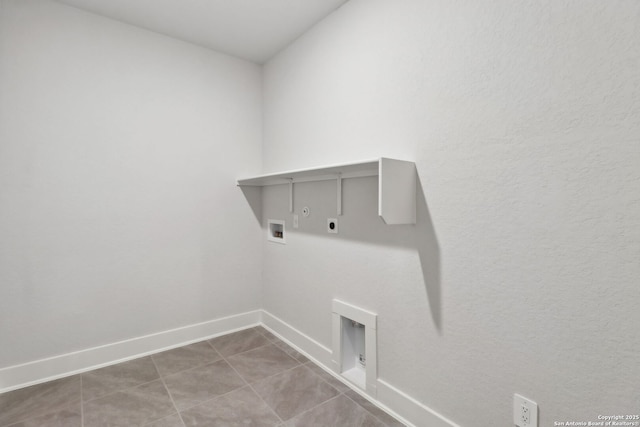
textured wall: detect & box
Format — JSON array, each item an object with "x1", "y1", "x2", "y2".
[
  {"x1": 262, "y1": 1, "x2": 640, "y2": 425},
  {"x1": 0, "y1": 0, "x2": 263, "y2": 367}
]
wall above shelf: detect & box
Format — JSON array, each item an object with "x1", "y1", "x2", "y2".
[{"x1": 237, "y1": 157, "x2": 416, "y2": 225}]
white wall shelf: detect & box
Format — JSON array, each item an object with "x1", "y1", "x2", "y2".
[{"x1": 237, "y1": 157, "x2": 416, "y2": 225}]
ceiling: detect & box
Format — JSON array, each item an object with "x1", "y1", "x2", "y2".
[{"x1": 54, "y1": 0, "x2": 350, "y2": 63}]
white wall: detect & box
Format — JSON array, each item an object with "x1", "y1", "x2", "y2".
[
  {"x1": 0, "y1": 0, "x2": 262, "y2": 368},
  {"x1": 262, "y1": 1, "x2": 640, "y2": 426}
]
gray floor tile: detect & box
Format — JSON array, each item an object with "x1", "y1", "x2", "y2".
[
  {"x1": 163, "y1": 359, "x2": 245, "y2": 410},
  {"x1": 83, "y1": 380, "x2": 175, "y2": 427},
  {"x1": 344, "y1": 390, "x2": 405, "y2": 426},
  {"x1": 252, "y1": 365, "x2": 339, "y2": 421},
  {"x1": 152, "y1": 342, "x2": 221, "y2": 377},
  {"x1": 180, "y1": 386, "x2": 280, "y2": 427},
  {"x1": 227, "y1": 344, "x2": 300, "y2": 383},
  {"x1": 272, "y1": 339, "x2": 309, "y2": 364},
  {"x1": 253, "y1": 327, "x2": 279, "y2": 342},
  {"x1": 145, "y1": 413, "x2": 185, "y2": 427},
  {"x1": 208, "y1": 329, "x2": 271, "y2": 357},
  {"x1": 284, "y1": 394, "x2": 386, "y2": 427},
  {"x1": 0, "y1": 376, "x2": 80, "y2": 426},
  {"x1": 82, "y1": 356, "x2": 159, "y2": 402},
  {"x1": 6, "y1": 403, "x2": 81, "y2": 427},
  {"x1": 362, "y1": 417, "x2": 392, "y2": 427},
  {"x1": 304, "y1": 362, "x2": 350, "y2": 393}
]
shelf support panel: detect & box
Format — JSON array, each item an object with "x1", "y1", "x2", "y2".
[
  {"x1": 337, "y1": 174, "x2": 342, "y2": 216},
  {"x1": 288, "y1": 179, "x2": 293, "y2": 213},
  {"x1": 378, "y1": 158, "x2": 416, "y2": 225}
]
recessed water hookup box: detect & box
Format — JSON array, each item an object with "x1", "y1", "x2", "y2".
[{"x1": 267, "y1": 219, "x2": 286, "y2": 244}]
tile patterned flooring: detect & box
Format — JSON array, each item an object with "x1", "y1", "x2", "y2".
[{"x1": 0, "y1": 327, "x2": 405, "y2": 427}]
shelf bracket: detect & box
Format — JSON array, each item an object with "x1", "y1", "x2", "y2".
[
  {"x1": 337, "y1": 174, "x2": 342, "y2": 216},
  {"x1": 288, "y1": 179, "x2": 294, "y2": 213}
]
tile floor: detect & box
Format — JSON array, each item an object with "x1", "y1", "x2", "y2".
[{"x1": 0, "y1": 327, "x2": 405, "y2": 427}]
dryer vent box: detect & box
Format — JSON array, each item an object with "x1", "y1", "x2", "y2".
[{"x1": 332, "y1": 300, "x2": 377, "y2": 396}]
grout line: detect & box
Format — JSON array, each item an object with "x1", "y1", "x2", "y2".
[
  {"x1": 244, "y1": 380, "x2": 284, "y2": 425},
  {"x1": 0, "y1": 377, "x2": 83, "y2": 427},
  {"x1": 205, "y1": 339, "x2": 217, "y2": 351},
  {"x1": 282, "y1": 393, "x2": 344, "y2": 424},
  {"x1": 162, "y1": 347, "x2": 286, "y2": 424},
  {"x1": 219, "y1": 340, "x2": 345, "y2": 425},
  {"x1": 80, "y1": 374, "x2": 84, "y2": 427},
  {"x1": 156, "y1": 353, "x2": 226, "y2": 382},
  {"x1": 81, "y1": 355, "x2": 165, "y2": 404},
  {"x1": 141, "y1": 412, "x2": 184, "y2": 427},
  {"x1": 220, "y1": 341, "x2": 275, "y2": 359},
  {"x1": 151, "y1": 347, "x2": 274, "y2": 415},
  {"x1": 171, "y1": 381, "x2": 250, "y2": 414},
  {"x1": 83, "y1": 369, "x2": 195, "y2": 426},
  {"x1": 209, "y1": 346, "x2": 224, "y2": 361},
  {"x1": 229, "y1": 355, "x2": 304, "y2": 388},
  {"x1": 150, "y1": 355, "x2": 187, "y2": 427},
  {"x1": 150, "y1": 346, "x2": 224, "y2": 378},
  {"x1": 159, "y1": 359, "x2": 226, "y2": 383},
  {"x1": 82, "y1": 376, "x2": 163, "y2": 404},
  {"x1": 272, "y1": 339, "x2": 309, "y2": 363},
  {"x1": 300, "y1": 361, "x2": 344, "y2": 394},
  {"x1": 222, "y1": 353, "x2": 285, "y2": 424},
  {"x1": 211, "y1": 343, "x2": 303, "y2": 376},
  {"x1": 208, "y1": 331, "x2": 279, "y2": 358}
]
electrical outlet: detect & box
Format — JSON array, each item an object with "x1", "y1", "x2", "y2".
[
  {"x1": 327, "y1": 218, "x2": 338, "y2": 234},
  {"x1": 522, "y1": 404, "x2": 529, "y2": 424},
  {"x1": 514, "y1": 394, "x2": 537, "y2": 427},
  {"x1": 293, "y1": 214, "x2": 299, "y2": 229}
]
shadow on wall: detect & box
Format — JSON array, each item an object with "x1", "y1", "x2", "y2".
[
  {"x1": 240, "y1": 185, "x2": 262, "y2": 224},
  {"x1": 415, "y1": 178, "x2": 441, "y2": 333},
  {"x1": 243, "y1": 174, "x2": 442, "y2": 332}
]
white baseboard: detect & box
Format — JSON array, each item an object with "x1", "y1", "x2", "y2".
[
  {"x1": 0, "y1": 310, "x2": 261, "y2": 393},
  {"x1": 259, "y1": 310, "x2": 459, "y2": 427},
  {"x1": 377, "y1": 379, "x2": 461, "y2": 427}
]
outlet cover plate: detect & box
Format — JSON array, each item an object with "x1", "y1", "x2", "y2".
[{"x1": 514, "y1": 394, "x2": 538, "y2": 427}]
